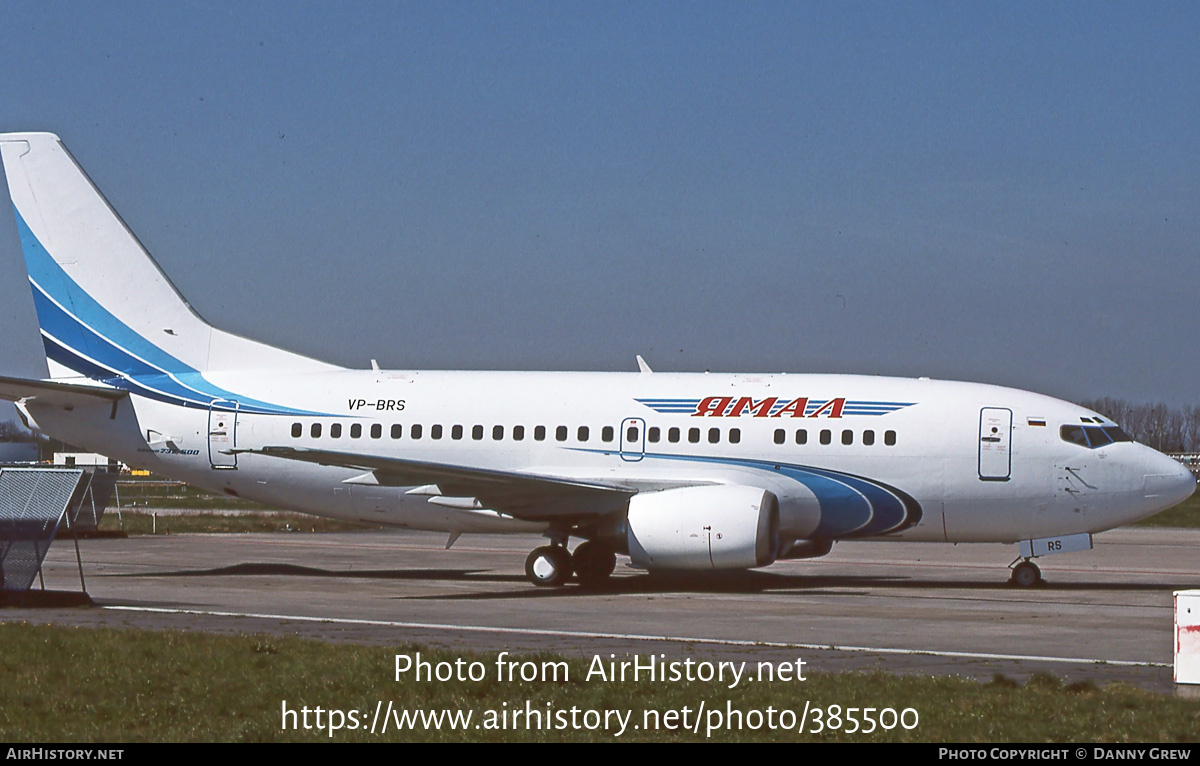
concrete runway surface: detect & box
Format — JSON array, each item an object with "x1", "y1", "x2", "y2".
[{"x1": 5, "y1": 525, "x2": 1199, "y2": 693}]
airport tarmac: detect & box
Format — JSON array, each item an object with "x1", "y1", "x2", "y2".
[{"x1": 5, "y1": 524, "x2": 1200, "y2": 693}]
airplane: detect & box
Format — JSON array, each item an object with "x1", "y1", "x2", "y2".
[{"x1": 0, "y1": 131, "x2": 1192, "y2": 589}]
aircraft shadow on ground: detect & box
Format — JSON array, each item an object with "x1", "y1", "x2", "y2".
[
  {"x1": 403, "y1": 573, "x2": 1187, "y2": 601},
  {"x1": 106, "y1": 562, "x2": 1189, "y2": 599},
  {"x1": 111, "y1": 562, "x2": 521, "y2": 584}
]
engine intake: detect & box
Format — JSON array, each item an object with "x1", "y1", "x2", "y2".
[{"x1": 626, "y1": 485, "x2": 779, "y2": 570}]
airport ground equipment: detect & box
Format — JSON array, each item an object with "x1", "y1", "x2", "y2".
[
  {"x1": 0, "y1": 467, "x2": 88, "y2": 596},
  {"x1": 1176, "y1": 590, "x2": 1200, "y2": 685},
  {"x1": 68, "y1": 465, "x2": 121, "y2": 534}
]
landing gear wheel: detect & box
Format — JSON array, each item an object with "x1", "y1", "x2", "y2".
[
  {"x1": 1010, "y1": 560, "x2": 1042, "y2": 587},
  {"x1": 525, "y1": 545, "x2": 573, "y2": 587},
  {"x1": 572, "y1": 541, "x2": 616, "y2": 587}
]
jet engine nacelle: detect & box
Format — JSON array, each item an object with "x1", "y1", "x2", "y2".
[{"x1": 626, "y1": 485, "x2": 779, "y2": 570}]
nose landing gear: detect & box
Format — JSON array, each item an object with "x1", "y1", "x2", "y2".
[
  {"x1": 1009, "y1": 559, "x2": 1043, "y2": 587},
  {"x1": 1007, "y1": 533, "x2": 1091, "y2": 587}
]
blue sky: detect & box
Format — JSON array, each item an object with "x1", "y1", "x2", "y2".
[{"x1": 0, "y1": 1, "x2": 1197, "y2": 409}]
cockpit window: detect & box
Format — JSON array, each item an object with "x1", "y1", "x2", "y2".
[
  {"x1": 1060, "y1": 425, "x2": 1090, "y2": 447},
  {"x1": 1103, "y1": 425, "x2": 1133, "y2": 443},
  {"x1": 1060, "y1": 424, "x2": 1133, "y2": 449}
]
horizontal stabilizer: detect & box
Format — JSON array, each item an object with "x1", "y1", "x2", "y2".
[{"x1": 0, "y1": 374, "x2": 127, "y2": 408}]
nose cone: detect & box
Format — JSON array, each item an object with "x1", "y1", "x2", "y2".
[{"x1": 1143, "y1": 451, "x2": 1196, "y2": 512}]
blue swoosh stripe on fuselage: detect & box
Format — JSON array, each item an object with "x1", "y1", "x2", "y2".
[
  {"x1": 572, "y1": 449, "x2": 920, "y2": 538},
  {"x1": 788, "y1": 463, "x2": 911, "y2": 535},
  {"x1": 649, "y1": 453, "x2": 910, "y2": 538},
  {"x1": 43, "y1": 333, "x2": 228, "y2": 411},
  {"x1": 33, "y1": 285, "x2": 227, "y2": 400},
  {"x1": 42, "y1": 331, "x2": 297, "y2": 414},
  {"x1": 35, "y1": 287, "x2": 323, "y2": 415}
]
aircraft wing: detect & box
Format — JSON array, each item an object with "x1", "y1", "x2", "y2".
[
  {"x1": 0, "y1": 375, "x2": 128, "y2": 408},
  {"x1": 241, "y1": 446, "x2": 636, "y2": 521}
]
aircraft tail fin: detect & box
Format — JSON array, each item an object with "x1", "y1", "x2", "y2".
[{"x1": 0, "y1": 132, "x2": 336, "y2": 384}]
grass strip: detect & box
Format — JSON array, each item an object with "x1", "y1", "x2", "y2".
[
  {"x1": 0, "y1": 623, "x2": 1197, "y2": 742},
  {"x1": 1135, "y1": 493, "x2": 1200, "y2": 528}
]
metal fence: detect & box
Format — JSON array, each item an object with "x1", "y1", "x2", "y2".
[
  {"x1": 1169, "y1": 453, "x2": 1200, "y2": 478},
  {"x1": 0, "y1": 468, "x2": 86, "y2": 592}
]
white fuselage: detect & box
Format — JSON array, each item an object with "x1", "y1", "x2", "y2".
[{"x1": 20, "y1": 369, "x2": 1192, "y2": 544}]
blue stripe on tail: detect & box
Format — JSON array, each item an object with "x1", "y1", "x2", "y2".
[{"x1": 15, "y1": 207, "x2": 327, "y2": 416}]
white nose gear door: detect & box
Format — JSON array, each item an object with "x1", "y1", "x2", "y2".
[{"x1": 978, "y1": 407, "x2": 1012, "y2": 481}]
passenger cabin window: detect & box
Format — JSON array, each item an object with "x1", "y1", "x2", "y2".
[
  {"x1": 774, "y1": 429, "x2": 785, "y2": 445},
  {"x1": 310, "y1": 423, "x2": 322, "y2": 438},
  {"x1": 330, "y1": 423, "x2": 343, "y2": 439},
  {"x1": 602, "y1": 426, "x2": 614, "y2": 443},
  {"x1": 729, "y1": 428, "x2": 741, "y2": 444},
  {"x1": 842, "y1": 429, "x2": 853, "y2": 445},
  {"x1": 668, "y1": 427, "x2": 680, "y2": 443},
  {"x1": 796, "y1": 429, "x2": 807, "y2": 445},
  {"x1": 627, "y1": 426, "x2": 639, "y2": 442},
  {"x1": 556, "y1": 426, "x2": 568, "y2": 442},
  {"x1": 391, "y1": 424, "x2": 403, "y2": 439},
  {"x1": 648, "y1": 427, "x2": 660, "y2": 443},
  {"x1": 688, "y1": 427, "x2": 700, "y2": 444},
  {"x1": 371, "y1": 424, "x2": 382, "y2": 439},
  {"x1": 513, "y1": 425, "x2": 524, "y2": 441},
  {"x1": 493, "y1": 425, "x2": 504, "y2": 440},
  {"x1": 819, "y1": 429, "x2": 831, "y2": 445},
  {"x1": 472, "y1": 425, "x2": 484, "y2": 440},
  {"x1": 451, "y1": 425, "x2": 463, "y2": 440},
  {"x1": 708, "y1": 428, "x2": 719, "y2": 444},
  {"x1": 350, "y1": 423, "x2": 362, "y2": 438},
  {"x1": 291, "y1": 423, "x2": 302, "y2": 438},
  {"x1": 578, "y1": 426, "x2": 589, "y2": 442},
  {"x1": 863, "y1": 430, "x2": 875, "y2": 446},
  {"x1": 411, "y1": 424, "x2": 423, "y2": 439},
  {"x1": 535, "y1": 426, "x2": 546, "y2": 441},
  {"x1": 884, "y1": 430, "x2": 896, "y2": 446},
  {"x1": 431, "y1": 425, "x2": 443, "y2": 440}
]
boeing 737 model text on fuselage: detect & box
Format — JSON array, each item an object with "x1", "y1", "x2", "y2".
[{"x1": 0, "y1": 133, "x2": 1192, "y2": 587}]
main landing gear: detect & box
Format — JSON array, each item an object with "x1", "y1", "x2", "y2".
[
  {"x1": 524, "y1": 540, "x2": 617, "y2": 588},
  {"x1": 525, "y1": 545, "x2": 573, "y2": 587},
  {"x1": 1009, "y1": 559, "x2": 1043, "y2": 588}
]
